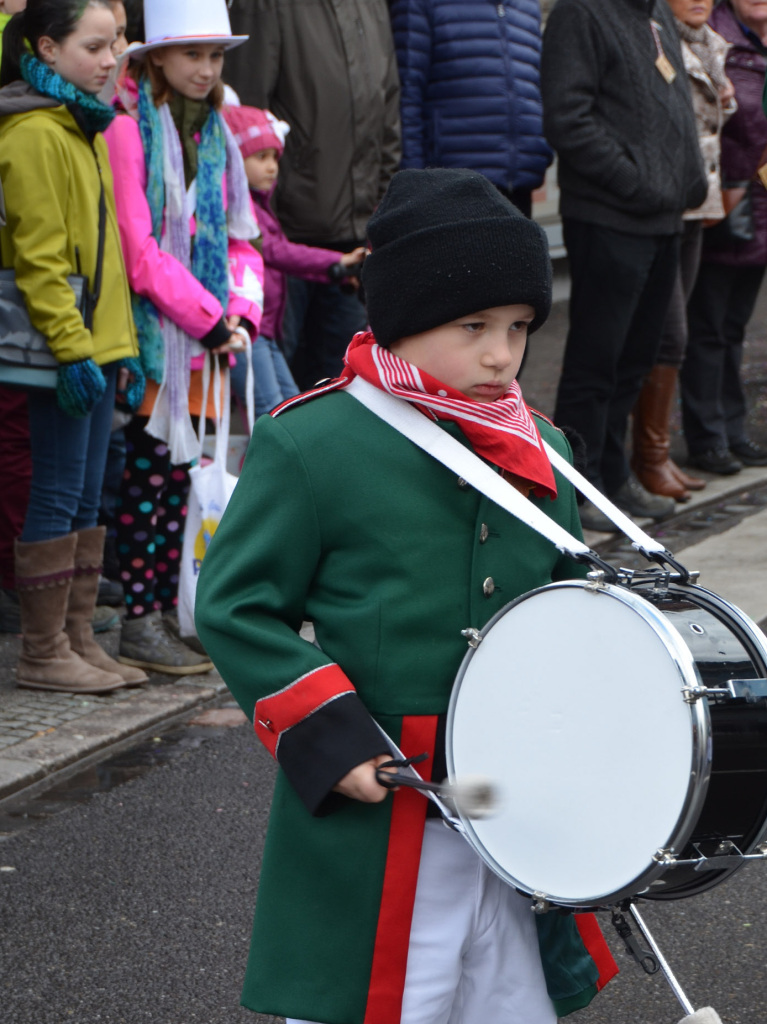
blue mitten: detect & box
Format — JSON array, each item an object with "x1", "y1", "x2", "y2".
[
  {"x1": 117, "y1": 356, "x2": 146, "y2": 411},
  {"x1": 56, "y1": 359, "x2": 107, "y2": 418}
]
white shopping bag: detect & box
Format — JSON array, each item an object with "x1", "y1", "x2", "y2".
[{"x1": 177, "y1": 353, "x2": 252, "y2": 638}]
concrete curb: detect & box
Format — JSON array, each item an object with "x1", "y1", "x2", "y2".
[
  {"x1": 0, "y1": 673, "x2": 228, "y2": 806},
  {"x1": 581, "y1": 463, "x2": 767, "y2": 548}
]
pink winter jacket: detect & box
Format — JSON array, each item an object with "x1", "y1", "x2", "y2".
[{"x1": 104, "y1": 111, "x2": 264, "y2": 362}]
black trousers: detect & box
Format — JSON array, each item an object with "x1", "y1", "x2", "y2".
[
  {"x1": 555, "y1": 219, "x2": 680, "y2": 493},
  {"x1": 680, "y1": 261, "x2": 765, "y2": 454}
]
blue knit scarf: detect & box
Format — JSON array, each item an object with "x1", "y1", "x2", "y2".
[
  {"x1": 20, "y1": 54, "x2": 115, "y2": 135},
  {"x1": 132, "y1": 77, "x2": 229, "y2": 383}
]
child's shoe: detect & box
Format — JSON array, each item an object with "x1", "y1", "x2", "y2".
[{"x1": 118, "y1": 610, "x2": 213, "y2": 675}]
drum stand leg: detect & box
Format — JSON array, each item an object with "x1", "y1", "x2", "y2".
[{"x1": 627, "y1": 904, "x2": 695, "y2": 1016}]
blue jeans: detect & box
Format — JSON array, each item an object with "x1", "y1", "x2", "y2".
[
  {"x1": 231, "y1": 336, "x2": 299, "y2": 418},
  {"x1": 22, "y1": 362, "x2": 119, "y2": 542},
  {"x1": 282, "y1": 277, "x2": 367, "y2": 391}
]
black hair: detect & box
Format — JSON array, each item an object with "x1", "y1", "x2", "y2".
[
  {"x1": 0, "y1": 0, "x2": 112, "y2": 87},
  {"x1": 120, "y1": 0, "x2": 143, "y2": 45}
]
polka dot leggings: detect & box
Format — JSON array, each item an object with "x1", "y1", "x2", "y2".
[{"x1": 117, "y1": 416, "x2": 191, "y2": 620}]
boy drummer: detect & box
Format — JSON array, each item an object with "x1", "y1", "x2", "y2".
[{"x1": 196, "y1": 168, "x2": 617, "y2": 1024}]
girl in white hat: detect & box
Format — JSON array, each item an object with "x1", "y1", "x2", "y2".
[{"x1": 103, "y1": 0, "x2": 264, "y2": 674}]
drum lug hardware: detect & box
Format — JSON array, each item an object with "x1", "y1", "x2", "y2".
[
  {"x1": 722, "y1": 678, "x2": 767, "y2": 702},
  {"x1": 714, "y1": 839, "x2": 736, "y2": 856},
  {"x1": 652, "y1": 848, "x2": 677, "y2": 866},
  {"x1": 672, "y1": 837, "x2": 757, "y2": 870},
  {"x1": 683, "y1": 679, "x2": 767, "y2": 704},
  {"x1": 610, "y1": 910, "x2": 659, "y2": 976},
  {"x1": 642, "y1": 548, "x2": 694, "y2": 584},
  {"x1": 585, "y1": 570, "x2": 608, "y2": 590},
  {"x1": 681, "y1": 685, "x2": 704, "y2": 704},
  {"x1": 461, "y1": 627, "x2": 483, "y2": 648},
  {"x1": 531, "y1": 892, "x2": 551, "y2": 914}
]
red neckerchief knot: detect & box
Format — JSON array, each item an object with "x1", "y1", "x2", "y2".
[{"x1": 342, "y1": 331, "x2": 557, "y2": 499}]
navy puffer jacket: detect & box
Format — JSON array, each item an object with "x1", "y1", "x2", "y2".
[{"x1": 390, "y1": 0, "x2": 552, "y2": 192}]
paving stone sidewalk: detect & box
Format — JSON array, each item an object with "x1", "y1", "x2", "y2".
[{"x1": 0, "y1": 617, "x2": 228, "y2": 802}]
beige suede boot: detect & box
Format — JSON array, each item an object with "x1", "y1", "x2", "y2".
[
  {"x1": 15, "y1": 533, "x2": 126, "y2": 694},
  {"x1": 66, "y1": 527, "x2": 148, "y2": 687}
]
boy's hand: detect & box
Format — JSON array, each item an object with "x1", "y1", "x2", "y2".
[{"x1": 333, "y1": 754, "x2": 398, "y2": 803}]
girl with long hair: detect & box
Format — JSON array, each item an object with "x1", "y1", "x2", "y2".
[
  {"x1": 0, "y1": 0, "x2": 147, "y2": 693},
  {"x1": 104, "y1": 0, "x2": 264, "y2": 674}
]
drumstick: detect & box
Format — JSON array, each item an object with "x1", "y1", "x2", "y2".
[
  {"x1": 375, "y1": 762, "x2": 499, "y2": 819},
  {"x1": 370, "y1": 721, "x2": 500, "y2": 822}
]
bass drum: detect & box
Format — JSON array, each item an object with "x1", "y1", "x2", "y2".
[{"x1": 447, "y1": 579, "x2": 767, "y2": 909}]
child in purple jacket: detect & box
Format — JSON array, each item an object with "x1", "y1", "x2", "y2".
[{"x1": 224, "y1": 105, "x2": 366, "y2": 415}]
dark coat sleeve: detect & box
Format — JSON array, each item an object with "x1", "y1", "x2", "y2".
[{"x1": 541, "y1": 4, "x2": 641, "y2": 201}]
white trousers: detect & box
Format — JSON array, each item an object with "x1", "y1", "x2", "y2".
[{"x1": 288, "y1": 818, "x2": 557, "y2": 1024}]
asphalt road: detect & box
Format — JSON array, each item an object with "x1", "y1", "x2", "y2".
[{"x1": 1, "y1": 719, "x2": 766, "y2": 1024}]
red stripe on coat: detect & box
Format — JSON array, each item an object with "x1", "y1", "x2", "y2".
[
  {"x1": 363, "y1": 715, "x2": 439, "y2": 1024},
  {"x1": 253, "y1": 664, "x2": 355, "y2": 757},
  {"x1": 270, "y1": 376, "x2": 349, "y2": 418},
  {"x1": 575, "y1": 913, "x2": 619, "y2": 991}
]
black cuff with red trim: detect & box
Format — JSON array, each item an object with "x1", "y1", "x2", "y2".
[{"x1": 277, "y1": 693, "x2": 390, "y2": 817}]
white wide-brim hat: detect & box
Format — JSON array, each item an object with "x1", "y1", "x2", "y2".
[{"x1": 129, "y1": 0, "x2": 248, "y2": 59}]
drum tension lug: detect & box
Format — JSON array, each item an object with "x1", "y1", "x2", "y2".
[
  {"x1": 461, "y1": 627, "x2": 483, "y2": 648},
  {"x1": 681, "y1": 685, "x2": 704, "y2": 704},
  {"x1": 531, "y1": 892, "x2": 552, "y2": 914},
  {"x1": 610, "y1": 909, "x2": 659, "y2": 976}
]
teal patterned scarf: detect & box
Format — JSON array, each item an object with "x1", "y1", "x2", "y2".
[
  {"x1": 20, "y1": 54, "x2": 115, "y2": 135},
  {"x1": 132, "y1": 76, "x2": 229, "y2": 384}
]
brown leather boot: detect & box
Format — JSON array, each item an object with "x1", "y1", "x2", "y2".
[
  {"x1": 15, "y1": 533, "x2": 126, "y2": 693},
  {"x1": 668, "y1": 458, "x2": 706, "y2": 492},
  {"x1": 631, "y1": 365, "x2": 697, "y2": 502},
  {"x1": 66, "y1": 527, "x2": 148, "y2": 687}
]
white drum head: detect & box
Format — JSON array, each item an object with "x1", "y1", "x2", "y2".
[{"x1": 447, "y1": 581, "x2": 707, "y2": 906}]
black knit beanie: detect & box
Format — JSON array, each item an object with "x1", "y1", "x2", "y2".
[{"x1": 362, "y1": 168, "x2": 552, "y2": 348}]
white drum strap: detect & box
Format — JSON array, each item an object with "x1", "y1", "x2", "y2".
[{"x1": 346, "y1": 377, "x2": 666, "y2": 558}]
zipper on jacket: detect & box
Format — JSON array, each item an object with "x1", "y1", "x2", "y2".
[{"x1": 497, "y1": 4, "x2": 505, "y2": 15}]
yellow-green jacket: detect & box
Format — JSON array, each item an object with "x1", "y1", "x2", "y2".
[
  {"x1": 0, "y1": 89, "x2": 138, "y2": 365},
  {"x1": 0, "y1": 13, "x2": 11, "y2": 65}
]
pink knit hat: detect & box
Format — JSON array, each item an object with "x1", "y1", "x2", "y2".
[{"x1": 223, "y1": 105, "x2": 290, "y2": 160}]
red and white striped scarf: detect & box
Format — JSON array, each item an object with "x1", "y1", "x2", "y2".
[{"x1": 342, "y1": 332, "x2": 557, "y2": 499}]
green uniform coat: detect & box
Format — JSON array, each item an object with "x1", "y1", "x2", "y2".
[{"x1": 196, "y1": 389, "x2": 614, "y2": 1023}]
